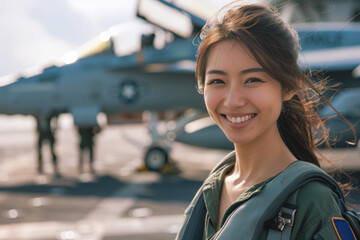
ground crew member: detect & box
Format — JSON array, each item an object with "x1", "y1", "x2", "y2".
[
  {"x1": 78, "y1": 125, "x2": 100, "y2": 174},
  {"x1": 36, "y1": 114, "x2": 58, "y2": 176}
]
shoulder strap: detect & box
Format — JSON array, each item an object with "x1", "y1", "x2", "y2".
[
  {"x1": 214, "y1": 161, "x2": 344, "y2": 240},
  {"x1": 266, "y1": 190, "x2": 299, "y2": 240},
  {"x1": 176, "y1": 152, "x2": 236, "y2": 240},
  {"x1": 176, "y1": 193, "x2": 207, "y2": 240}
]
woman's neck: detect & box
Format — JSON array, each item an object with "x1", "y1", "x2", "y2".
[{"x1": 231, "y1": 130, "x2": 296, "y2": 187}]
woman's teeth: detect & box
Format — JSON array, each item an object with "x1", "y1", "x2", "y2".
[{"x1": 226, "y1": 114, "x2": 255, "y2": 124}]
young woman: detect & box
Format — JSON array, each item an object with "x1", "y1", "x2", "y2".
[{"x1": 176, "y1": 2, "x2": 356, "y2": 240}]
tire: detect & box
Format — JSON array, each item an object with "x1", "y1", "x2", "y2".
[{"x1": 144, "y1": 146, "x2": 169, "y2": 172}]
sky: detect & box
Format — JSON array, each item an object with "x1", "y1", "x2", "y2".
[
  {"x1": 0, "y1": 0, "x2": 137, "y2": 78},
  {"x1": 0, "y1": 0, "x2": 231, "y2": 78},
  {"x1": 0, "y1": 0, "x2": 232, "y2": 130}
]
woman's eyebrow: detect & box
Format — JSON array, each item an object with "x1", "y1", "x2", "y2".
[
  {"x1": 241, "y1": 67, "x2": 265, "y2": 75},
  {"x1": 206, "y1": 68, "x2": 265, "y2": 75},
  {"x1": 206, "y1": 69, "x2": 226, "y2": 75}
]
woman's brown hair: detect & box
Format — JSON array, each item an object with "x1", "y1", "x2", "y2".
[{"x1": 195, "y1": 3, "x2": 352, "y2": 167}]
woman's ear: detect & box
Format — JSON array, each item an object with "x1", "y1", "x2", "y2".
[
  {"x1": 284, "y1": 90, "x2": 296, "y2": 101},
  {"x1": 283, "y1": 77, "x2": 300, "y2": 101}
]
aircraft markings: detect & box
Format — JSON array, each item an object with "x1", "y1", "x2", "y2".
[{"x1": 118, "y1": 79, "x2": 140, "y2": 104}]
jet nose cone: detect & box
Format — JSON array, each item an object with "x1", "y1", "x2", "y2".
[
  {"x1": 0, "y1": 75, "x2": 18, "y2": 114},
  {"x1": 0, "y1": 86, "x2": 4, "y2": 102},
  {"x1": 0, "y1": 85, "x2": 12, "y2": 115}
]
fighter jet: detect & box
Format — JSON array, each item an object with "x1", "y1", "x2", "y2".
[{"x1": 0, "y1": 0, "x2": 209, "y2": 171}]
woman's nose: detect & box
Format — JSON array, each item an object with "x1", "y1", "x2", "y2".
[{"x1": 223, "y1": 85, "x2": 246, "y2": 109}]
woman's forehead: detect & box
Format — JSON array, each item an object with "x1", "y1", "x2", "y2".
[{"x1": 206, "y1": 39, "x2": 262, "y2": 71}]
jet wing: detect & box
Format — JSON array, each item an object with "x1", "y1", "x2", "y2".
[
  {"x1": 295, "y1": 22, "x2": 360, "y2": 72},
  {"x1": 121, "y1": 60, "x2": 196, "y2": 74},
  {"x1": 299, "y1": 46, "x2": 360, "y2": 71},
  {"x1": 98, "y1": 37, "x2": 196, "y2": 71}
]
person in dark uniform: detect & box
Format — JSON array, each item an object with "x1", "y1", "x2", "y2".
[
  {"x1": 36, "y1": 114, "x2": 58, "y2": 175},
  {"x1": 78, "y1": 125, "x2": 100, "y2": 174}
]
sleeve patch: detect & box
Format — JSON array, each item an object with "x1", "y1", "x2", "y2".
[{"x1": 332, "y1": 217, "x2": 357, "y2": 240}]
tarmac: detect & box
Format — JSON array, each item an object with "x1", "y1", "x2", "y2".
[
  {"x1": 0, "y1": 118, "x2": 359, "y2": 240},
  {"x1": 0, "y1": 121, "x2": 227, "y2": 240}
]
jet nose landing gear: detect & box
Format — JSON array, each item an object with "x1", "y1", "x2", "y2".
[
  {"x1": 144, "y1": 146, "x2": 169, "y2": 172},
  {"x1": 140, "y1": 110, "x2": 203, "y2": 173}
]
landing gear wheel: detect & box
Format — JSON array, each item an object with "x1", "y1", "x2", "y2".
[{"x1": 144, "y1": 146, "x2": 169, "y2": 172}]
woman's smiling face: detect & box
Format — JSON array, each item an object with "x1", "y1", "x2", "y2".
[{"x1": 204, "y1": 39, "x2": 291, "y2": 146}]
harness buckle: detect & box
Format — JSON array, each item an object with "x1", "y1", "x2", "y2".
[{"x1": 276, "y1": 207, "x2": 297, "y2": 231}]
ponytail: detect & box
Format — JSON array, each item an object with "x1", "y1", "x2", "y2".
[
  {"x1": 278, "y1": 73, "x2": 357, "y2": 168},
  {"x1": 278, "y1": 94, "x2": 321, "y2": 166}
]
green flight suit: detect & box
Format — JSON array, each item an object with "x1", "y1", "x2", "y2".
[{"x1": 201, "y1": 159, "x2": 343, "y2": 240}]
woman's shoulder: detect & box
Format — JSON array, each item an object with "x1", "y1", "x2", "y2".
[
  {"x1": 290, "y1": 181, "x2": 343, "y2": 240},
  {"x1": 294, "y1": 180, "x2": 342, "y2": 225},
  {"x1": 297, "y1": 180, "x2": 340, "y2": 205}
]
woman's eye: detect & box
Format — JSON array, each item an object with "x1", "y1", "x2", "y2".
[
  {"x1": 208, "y1": 79, "x2": 224, "y2": 85},
  {"x1": 245, "y1": 78, "x2": 263, "y2": 84}
]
